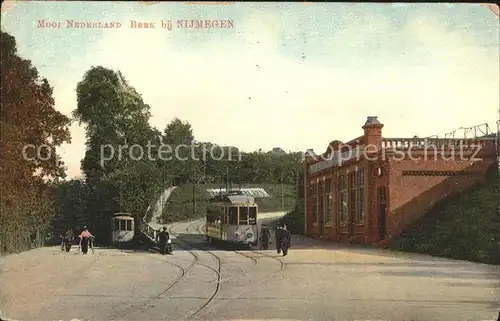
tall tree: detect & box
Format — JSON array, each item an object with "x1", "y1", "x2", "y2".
[
  {"x1": 73, "y1": 66, "x2": 162, "y2": 243},
  {"x1": 0, "y1": 31, "x2": 71, "y2": 254},
  {"x1": 161, "y1": 118, "x2": 195, "y2": 185}
]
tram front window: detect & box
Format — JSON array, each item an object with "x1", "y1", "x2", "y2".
[
  {"x1": 120, "y1": 220, "x2": 126, "y2": 231},
  {"x1": 114, "y1": 219, "x2": 120, "y2": 231},
  {"x1": 249, "y1": 207, "x2": 257, "y2": 225},
  {"x1": 126, "y1": 220, "x2": 132, "y2": 231},
  {"x1": 239, "y1": 207, "x2": 248, "y2": 225},
  {"x1": 228, "y1": 207, "x2": 238, "y2": 225}
]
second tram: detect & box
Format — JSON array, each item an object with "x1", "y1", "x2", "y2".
[
  {"x1": 205, "y1": 193, "x2": 258, "y2": 247},
  {"x1": 111, "y1": 212, "x2": 135, "y2": 247}
]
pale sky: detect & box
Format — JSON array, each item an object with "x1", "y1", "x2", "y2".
[{"x1": 1, "y1": 2, "x2": 499, "y2": 178}]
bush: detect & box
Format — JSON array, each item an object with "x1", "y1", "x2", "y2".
[
  {"x1": 279, "y1": 201, "x2": 305, "y2": 235},
  {"x1": 390, "y1": 171, "x2": 500, "y2": 265}
]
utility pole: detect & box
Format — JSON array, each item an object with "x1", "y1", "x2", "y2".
[
  {"x1": 295, "y1": 167, "x2": 299, "y2": 209},
  {"x1": 162, "y1": 169, "x2": 166, "y2": 221},
  {"x1": 497, "y1": 118, "x2": 500, "y2": 178},
  {"x1": 119, "y1": 182, "x2": 123, "y2": 213},
  {"x1": 281, "y1": 171, "x2": 284, "y2": 209},
  {"x1": 120, "y1": 135, "x2": 128, "y2": 213},
  {"x1": 192, "y1": 164, "x2": 196, "y2": 215}
]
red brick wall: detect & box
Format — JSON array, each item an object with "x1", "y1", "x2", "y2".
[{"x1": 387, "y1": 156, "x2": 496, "y2": 238}]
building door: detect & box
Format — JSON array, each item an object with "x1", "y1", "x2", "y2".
[
  {"x1": 348, "y1": 172, "x2": 356, "y2": 237},
  {"x1": 378, "y1": 187, "x2": 387, "y2": 240}
]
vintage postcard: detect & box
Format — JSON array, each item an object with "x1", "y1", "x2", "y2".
[{"x1": 1, "y1": 2, "x2": 499, "y2": 321}]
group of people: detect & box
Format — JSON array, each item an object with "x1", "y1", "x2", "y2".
[
  {"x1": 259, "y1": 223, "x2": 291, "y2": 256},
  {"x1": 59, "y1": 226, "x2": 95, "y2": 255}
]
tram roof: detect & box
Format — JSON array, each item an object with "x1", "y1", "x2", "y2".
[
  {"x1": 205, "y1": 188, "x2": 270, "y2": 198},
  {"x1": 113, "y1": 212, "x2": 133, "y2": 217},
  {"x1": 210, "y1": 194, "x2": 255, "y2": 205},
  {"x1": 227, "y1": 195, "x2": 254, "y2": 204}
]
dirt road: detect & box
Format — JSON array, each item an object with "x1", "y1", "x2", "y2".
[{"x1": 1, "y1": 219, "x2": 498, "y2": 321}]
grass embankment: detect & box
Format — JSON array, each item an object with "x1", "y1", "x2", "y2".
[
  {"x1": 160, "y1": 183, "x2": 297, "y2": 223},
  {"x1": 390, "y1": 169, "x2": 500, "y2": 265}
]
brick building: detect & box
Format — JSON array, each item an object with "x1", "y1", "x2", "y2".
[{"x1": 303, "y1": 116, "x2": 497, "y2": 245}]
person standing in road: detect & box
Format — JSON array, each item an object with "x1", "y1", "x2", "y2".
[
  {"x1": 280, "y1": 225, "x2": 291, "y2": 256},
  {"x1": 156, "y1": 226, "x2": 170, "y2": 254},
  {"x1": 59, "y1": 232, "x2": 65, "y2": 251},
  {"x1": 260, "y1": 224, "x2": 271, "y2": 250},
  {"x1": 78, "y1": 226, "x2": 94, "y2": 255},
  {"x1": 63, "y1": 228, "x2": 73, "y2": 252},
  {"x1": 275, "y1": 223, "x2": 283, "y2": 254}
]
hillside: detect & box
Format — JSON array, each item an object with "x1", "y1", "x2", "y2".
[
  {"x1": 160, "y1": 183, "x2": 297, "y2": 223},
  {"x1": 390, "y1": 166, "x2": 500, "y2": 265}
]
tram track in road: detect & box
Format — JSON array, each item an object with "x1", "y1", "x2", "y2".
[
  {"x1": 190, "y1": 218, "x2": 283, "y2": 270},
  {"x1": 187, "y1": 230, "x2": 288, "y2": 319},
  {"x1": 168, "y1": 221, "x2": 222, "y2": 320},
  {"x1": 168, "y1": 219, "x2": 286, "y2": 320},
  {"x1": 108, "y1": 249, "x2": 195, "y2": 321}
]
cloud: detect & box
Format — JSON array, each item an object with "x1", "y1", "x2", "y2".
[{"x1": 8, "y1": 6, "x2": 497, "y2": 178}]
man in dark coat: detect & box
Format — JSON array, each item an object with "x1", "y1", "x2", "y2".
[
  {"x1": 260, "y1": 224, "x2": 271, "y2": 250},
  {"x1": 275, "y1": 223, "x2": 283, "y2": 254},
  {"x1": 156, "y1": 226, "x2": 170, "y2": 254},
  {"x1": 62, "y1": 228, "x2": 73, "y2": 252},
  {"x1": 280, "y1": 225, "x2": 291, "y2": 256}
]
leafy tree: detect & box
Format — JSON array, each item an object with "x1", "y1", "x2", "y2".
[
  {"x1": 50, "y1": 179, "x2": 88, "y2": 236},
  {"x1": 73, "y1": 66, "x2": 163, "y2": 243},
  {"x1": 0, "y1": 31, "x2": 71, "y2": 254},
  {"x1": 161, "y1": 118, "x2": 195, "y2": 185}
]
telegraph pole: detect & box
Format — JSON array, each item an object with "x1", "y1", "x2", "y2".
[
  {"x1": 497, "y1": 117, "x2": 500, "y2": 177},
  {"x1": 281, "y1": 171, "x2": 284, "y2": 209},
  {"x1": 192, "y1": 164, "x2": 196, "y2": 215},
  {"x1": 162, "y1": 169, "x2": 166, "y2": 222},
  {"x1": 295, "y1": 167, "x2": 299, "y2": 208},
  {"x1": 120, "y1": 135, "x2": 128, "y2": 213}
]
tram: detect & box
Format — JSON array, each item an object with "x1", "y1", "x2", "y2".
[
  {"x1": 205, "y1": 193, "x2": 259, "y2": 247},
  {"x1": 111, "y1": 212, "x2": 135, "y2": 246}
]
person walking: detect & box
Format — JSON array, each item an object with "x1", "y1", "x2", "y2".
[
  {"x1": 63, "y1": 228, "x2": 73, "y2": 252},
  {"x1": 156, "y1": 226, "x2": 171, "y2": 254},
  {"x1": 275, "y1": 223, "x2": 283, "y2": 254},
  {"x1": 280, "y1": 225, "x2": 292, "y2": 256},
  {"x1": 78, "y1": 226, "x2": 94, "y2": 255},
  {"x1": 260, "y1": 224, "x2": 271, "y2": 250}
]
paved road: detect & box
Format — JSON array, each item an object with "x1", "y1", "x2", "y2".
[{"x1": 1, "y1": 219, "x2": 499, "y2": 321}]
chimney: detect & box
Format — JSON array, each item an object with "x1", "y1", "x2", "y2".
[{"x1": 362, "y1": 116, "x2": 384, "y2": 148}]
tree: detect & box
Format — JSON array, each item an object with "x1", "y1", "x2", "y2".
[
  {"x1": 0, "y1": 31, "x2": 71, "y2": 254},
  {"x1": 72, "y1": 66, "x2": 163, "y2": 243},
  {"x1": 161, "y1": 118, "x2": 195, "y2": 185}
]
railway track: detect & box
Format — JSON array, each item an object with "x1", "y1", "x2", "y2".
[
  {"x1": 108, "y1": 249, "x2": 196, "y2": 320},
  {"x1": 181, "y1": 219, "x2": 287, "y2": 319},
  {"x1": 168, "y1": 221, "x2": 222, "y2": 320},
  {"x1": 111, "y1": 221, "x2": 222, "y2": 320},
  {"x1": 189, "y1": 218, "x2": 285, "y2": 271},
  {"x1": 111, "y1": 219, "x2": 286, "y2": 320}
]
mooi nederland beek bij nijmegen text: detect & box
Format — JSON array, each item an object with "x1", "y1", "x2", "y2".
[{"x1": 36, "y1": 19, "x2": 235, "y2": 30}]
